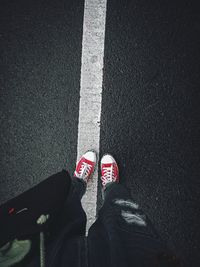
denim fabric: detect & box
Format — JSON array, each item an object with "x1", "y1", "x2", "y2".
[
  {"x1": 71, "y1": 177, "x2": 87, "y2": 200},
  {"x1": 88, "y1": 183, "x2": 170, "y2": 267}
]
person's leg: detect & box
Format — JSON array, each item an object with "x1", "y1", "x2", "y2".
[
  {"x1": 88, "y1": 154, "x2": 175, "y2": 267},
  {"x1": 50, "y1": 150, "x2": 97, "y2": 239},
  {"x1": 71, "y1": 176, "x2": 87, "y2": 200},
  {"x1": 99, "y1": 155, "x2": 161, "y2": 238},
  {"x1": 46, "y1": 151, "x2": 98, "y2": 266},
  {"x1": 100, "y1": 182, "x2": 159, "y2": 239}
]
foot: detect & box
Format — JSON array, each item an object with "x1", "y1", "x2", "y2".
[
  {"x1": 74, "y1": 150, "x2": 97, "y2": 183},
  {"x1": 100, "y1": 154, "x2": 119, "y2": 189}
]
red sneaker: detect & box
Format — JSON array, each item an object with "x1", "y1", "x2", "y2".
[
  {"x1": 74, "y1": 150, "x2": 97, "y2": 183},
  {"x1": 100, "y1": 154, "x2": 119, "y2": 189}
]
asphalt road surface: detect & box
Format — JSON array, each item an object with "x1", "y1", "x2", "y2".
[{"x1": 0, "y1": 0, "x2": 200, "y2": 266}]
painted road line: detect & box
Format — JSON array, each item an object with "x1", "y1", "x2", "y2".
[{"x1": 77, "y1": 0, "x2": 107, "y2": 231}]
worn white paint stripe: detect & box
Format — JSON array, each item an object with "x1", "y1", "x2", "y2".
[{"x1": 77, "y1": 0, "x2": 107, "y2": 231}]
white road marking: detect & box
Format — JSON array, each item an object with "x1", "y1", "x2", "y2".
[{"x1": 77, "y1": 0, "x2": 107, "y2": 232}]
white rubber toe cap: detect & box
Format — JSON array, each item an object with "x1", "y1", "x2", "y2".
[
  {"x1": 84, "y1": 150, "x2": 97, "y2": 162},
  {"x1": 101, "y1": 154, "x2": 116, "y2": 164}
]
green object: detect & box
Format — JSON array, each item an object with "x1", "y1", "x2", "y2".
[{"x1": 0, "y1": 239, "x2": 31, "y2": 267}]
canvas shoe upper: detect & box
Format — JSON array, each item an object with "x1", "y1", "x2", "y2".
[
  {"x1": 100, "y1": 154, "x2": 119, "y2": 189},
  {"x1": 74, "y1": 151, "x2": 97, "y2": 182}
]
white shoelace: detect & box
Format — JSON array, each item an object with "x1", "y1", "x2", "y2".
[
  {"x1": 78, "y1": 162, "x2": 92, "y2": 179},
  {"x1": 101, "y1": 165, "x2": 116, "y2": 186}
]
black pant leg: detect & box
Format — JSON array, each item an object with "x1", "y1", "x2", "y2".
[
  {"x1": 46, "y1": 176, "x2": 87, "y2": 267},
  {"x1": 88, "y1": 183, "x2": 171, "y2": 267},
  {"x1": 101, "y1": 183, "x2": 159, "y2": 238},
  {"x1": 71, "y1": 177, "x2": 87, "y2": 201},
  {"x1": 48, "y1": 175, "x2": 87, "y2": 240}
]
